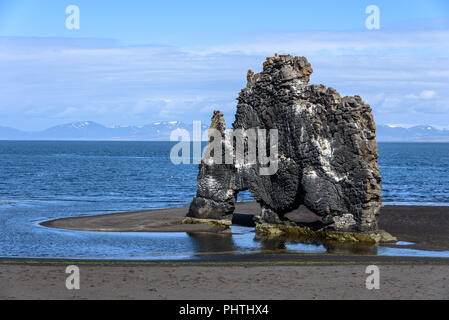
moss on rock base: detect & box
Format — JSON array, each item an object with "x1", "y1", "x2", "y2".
[
  {"x1": 182, "y1": 217, "x2": 232, "y2": 230},
  {"x1": 255, "y1": 223, "x2": 397, "y2": 244}
]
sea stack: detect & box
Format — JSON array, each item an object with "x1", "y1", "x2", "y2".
[{"x1": 188, "y1": 54, "x2": 383, "y2": 235}]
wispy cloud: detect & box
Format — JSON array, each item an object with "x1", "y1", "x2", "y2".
[
  {"x1": 406, "y1": 90, "x2": 437, "y2": 99},
  {"x1": 199, "y1": 30, "x2": 449, "y2": 56},
  {"x1": 0, "y1": 28, "x2": 449, "y2": 130}
]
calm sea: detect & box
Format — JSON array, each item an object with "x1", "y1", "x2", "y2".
[{"x1": 0, "y1": 141, "x2": 448, "y2": 259}]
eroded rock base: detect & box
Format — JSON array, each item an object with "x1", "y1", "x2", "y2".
[
  {"x1": 256, "y1": 222, "x2": 397, "y2": 243},
  {"x1": 182, "y1": 217, "x2": 232, "y2": 231}
]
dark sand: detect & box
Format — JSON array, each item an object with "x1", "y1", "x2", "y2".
[
  {"x1": 2, "y1": 203, "x2": 449, "y2": 300},
  {"x1": 1, "y1": 263, "x2": 448, "y2": 300},
  {"x1": 41, "y1": 203, "x2": 449, "y2": 251},
  {"x1": 40, "y1": 202, "x2": 263, "y2": 233}
]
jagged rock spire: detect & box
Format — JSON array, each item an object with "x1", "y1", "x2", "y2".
[{"x1": 188, "y1": 54, "x2": 382, "y2": 232}]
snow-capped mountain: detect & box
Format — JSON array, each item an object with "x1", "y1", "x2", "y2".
[
  {"x1": 37, "y1": 121, "x2": 112, "y2": 139},
  {"x1": 0, "y1": 121, "x2": 209, "y2": 141},
  {"x1": 0, "y1": 126, "x2": 29, "y2": 140},
  {"x1": 376, "y1": 125, "x2": 449, "y2": 142},
  {"x1": 1, "y1": 122, "x2": 448, "y2": 141}
]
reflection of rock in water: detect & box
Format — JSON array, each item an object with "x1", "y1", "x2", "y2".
[
  {"x1": 255, "y1": 232, "x2": 378, "y2": 255},
  {"x1": 187, "y1": 232, "x2": 236, "y2": 254},
  {"x1": 255, "y1": 233, "x2": 326, "y2": 252},
  {"x1": 254, "y1": 236, "x2": 286, "y2": 251},
  {"x1": 323, "y1": 241, "x2": 378, "y2": 255}
]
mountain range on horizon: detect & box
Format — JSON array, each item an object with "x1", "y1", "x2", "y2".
[{"x1": 0, "y1": 121, "x2": 449, "y2": 142}]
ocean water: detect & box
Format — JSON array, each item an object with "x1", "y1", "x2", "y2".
[
  {"x1": 380, "y1": 143, "x2": 449, "y2": 205},
  {"x1": 0, "y1": 141, "x2": 448, "y2": 259}
]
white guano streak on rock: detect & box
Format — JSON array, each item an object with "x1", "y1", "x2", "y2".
[
  {"x1": 204, "y1": 176, "x2": 219, "y2": 190},
  {"x1": 312, "y1": 138, "x2": 347, "y2": 183},
  {"x1": 294, "y1": 102, "x2": 346, "y2": 182}
]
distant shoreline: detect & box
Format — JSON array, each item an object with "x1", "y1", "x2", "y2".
[
  {"x1": 2, "y1": 121, "x2": 449, "y2": 142},
  {"x1": 1, "y1": 140, "x2": 449, "y2": 143}
]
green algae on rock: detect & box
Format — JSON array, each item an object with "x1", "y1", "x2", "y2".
[
  {"x1": 182, "y1": 217, "x2": 232, "y2": 230},
  {"x1": 255, "y1": 223, "x2": 397, "y2": 244}
]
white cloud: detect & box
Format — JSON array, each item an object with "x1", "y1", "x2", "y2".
[
  {"x1": 406, "y1": 90, "x2": 437, "y2": 99},
  {"x1": 199, "y1": 30, "x2": 449, "y2": 56},
  {"x1": 1, "y1": 29, "x2": 449, "y2": 130},
  {"x1": 420, "y1": 90, "x2": 437, "y2": 99}
]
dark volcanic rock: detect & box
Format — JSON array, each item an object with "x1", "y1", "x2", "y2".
[{"x1": 188, "y1": 54, "x2": 382, "y2": 232}]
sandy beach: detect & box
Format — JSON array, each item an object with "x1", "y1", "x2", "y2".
[
  {"x1": 1, "y1": 263, "x2": 448, "y2": 300},
  {"x1": 1, "y1": 203, "x2": 448, "y2": 300}
]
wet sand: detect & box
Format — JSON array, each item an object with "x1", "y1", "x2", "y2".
[
  {"x1": 41, "y1": 203, "x2": 449, "y2": 251},
  {"x1": 1, "y1": 263, "x2": 448, "y2": 300},
  {"x1": 3, "y1": 203, "x2": 449, "y2": 300},
  {"x1": 40, "y1": 202, "x2": 262, "y2": 233}
]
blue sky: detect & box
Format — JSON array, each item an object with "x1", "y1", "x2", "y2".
[{"x1": 0, "y1": 0, "x2": 449, "y2": 130}]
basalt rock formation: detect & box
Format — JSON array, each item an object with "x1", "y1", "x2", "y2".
[{"x1": 188, "y1": 54, "x2": 383, "y2": 233}]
